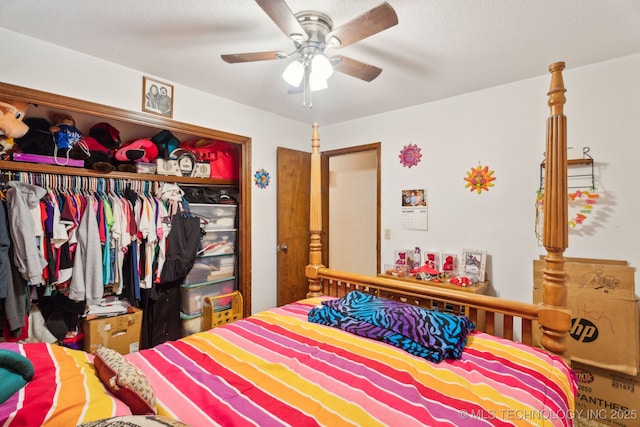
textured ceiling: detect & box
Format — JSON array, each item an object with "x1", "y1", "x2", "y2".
[{"x1": 1, "y1": 0, "x2": 640, "y2": 125}]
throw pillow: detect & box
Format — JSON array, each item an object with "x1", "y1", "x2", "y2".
[
  {"x1": 93, "y1": 346, "x2": 157, "y2": 415},
  {"x1": 78, "y1": 415, "x2": 190, "y2": 427}
]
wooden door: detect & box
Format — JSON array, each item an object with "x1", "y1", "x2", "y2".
[{"x1": 277, "y1": 147, "x2": 328, "y2": 306}]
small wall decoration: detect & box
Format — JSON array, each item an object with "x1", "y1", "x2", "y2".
[
  {"x1": 464, "y1": 164, "x2": 496, "y2": 194},
  {"x1": 142, "y1": 76, "x2": 173, "y2": 118},
  {"x1": 399, "y1": 143, "x2": 422, "y2": 168},
  {"x1": 400, "y1": 189, "x2": 428, "y2": 230},
  {"x1": 536, "y1": 188, "x2": 599, "y2": 229},
  {"x1": 253, "y1": 168, "x2": 271, "y2": 189}
]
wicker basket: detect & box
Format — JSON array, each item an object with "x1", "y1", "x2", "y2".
[{"x1": 202, "y1": 291, "x2": 243, "y2": 329}]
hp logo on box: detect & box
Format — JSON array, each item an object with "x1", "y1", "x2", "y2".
[{"x1": 570, "y1": 318, "x2": 599, "y2": 343}]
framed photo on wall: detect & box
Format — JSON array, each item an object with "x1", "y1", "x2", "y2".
[
  {"x1": 461, "y1": 249, "x2": 486, "y2": 283},
  {"x1": 142, "y1": 76, "x2": 173, "y2": 118}
]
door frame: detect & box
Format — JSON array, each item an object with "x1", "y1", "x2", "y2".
[{"x1": 323, "y1": 142, "x2": 381, "y2": 274}]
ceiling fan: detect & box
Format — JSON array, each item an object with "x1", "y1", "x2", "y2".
[{"x1": 221, "y1": 0, "x2": 398, "y2": 107}]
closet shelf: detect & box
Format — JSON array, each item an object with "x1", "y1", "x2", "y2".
[{"x1": 0, "y1": 160, "x2": 237, "y2": 186}]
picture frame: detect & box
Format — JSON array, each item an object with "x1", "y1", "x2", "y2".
[
  {"x1": 461, "y1": 249, "x2": 486, "y2": 283},
  {"x1": 440, "y1": 253, "x2": 457, "y2": 274},
  {"x1": 422, "y1": 251, "x2": 439, "y2": 270},
  {"x1": 142, "y1": 76, "x2": 173, "y2": 118}
]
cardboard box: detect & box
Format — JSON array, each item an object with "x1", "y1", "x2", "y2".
[
  {"x1": 572, "y1": 361, "x2": 640, "y2": 427},
  {"x1": 83, "y1": 308, "x2": 143, "y2": 355},
  {"x1": 533, "y1": 258, "x2": 639, "y2": 375}
]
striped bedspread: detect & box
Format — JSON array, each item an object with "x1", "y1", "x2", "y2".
[
  {"x1": 0, "y1": 341, "x2": 131, "y2": 426},
  {"x1": 0, "y1": 297, "x2": 577, "y2": 426},
  {"x1": 130, "y1": 297, "x2": 576, "y2": 426}
]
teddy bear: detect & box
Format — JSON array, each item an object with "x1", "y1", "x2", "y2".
[
  {"x1": 0, "y1": 98, "x2": 30, "y2": 158},
  {"x1": 49, "y1": 113, "x2": 83, "y2": 154}
]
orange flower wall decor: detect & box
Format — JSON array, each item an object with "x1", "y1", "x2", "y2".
[{"x1": 464, "y1": 165, "x2": 496, "y2": 194}]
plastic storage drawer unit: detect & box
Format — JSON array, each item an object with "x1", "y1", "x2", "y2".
[
  {"x1": 199, "y1": 229, "x2": 236, "y2": 256},
  {"x1": 184, "y1": 254, "x2": 235, "y2": 285},
  {"x1": 188, "y1": 203, "x2": 237, "y2": 231},
  {"x1": 180, "y1": 278, "x2": 236, "y2": 315}
]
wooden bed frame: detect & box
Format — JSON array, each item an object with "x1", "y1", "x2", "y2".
[{"x1": 305, "y1": 62, "x2": 571, "y2": 356}]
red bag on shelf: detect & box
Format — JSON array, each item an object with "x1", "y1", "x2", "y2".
[{"x1": 180, "y1": 139, "x2": 239, "y2": 180}]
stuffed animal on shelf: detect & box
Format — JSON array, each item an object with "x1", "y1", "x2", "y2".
[
  {"x1": 13, "y1": 117, "x2": 55, "y2": 156},
  {"x1": 0, "y1": 98, "x2": 29, "y2": 158},
  {"x1": 49, "y1": 113, "x2": 83, "y2": 154},
  {"x1": 81, "y1": 122, "x2": 123, "y2": 173},
  {"x1": 0, "y1": 98, "x2": 29, "y2": 139}
]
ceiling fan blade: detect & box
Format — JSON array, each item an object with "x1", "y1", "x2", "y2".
[
  {"x1": 327, "y1": 2, "x2": 398, "y2": 48},
  {"x1": 331, "y1": 55, "x2": 382, "y2": 82},
  {"x1": 255, "y1": 0, "x2": 308, "y2": 42},
  {"x1": 221, "y1": 51, "x2": 287, "y2": 63}
]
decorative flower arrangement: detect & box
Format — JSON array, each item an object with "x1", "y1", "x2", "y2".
[
  {"x1": 464, "y1": 165, "x2": 496, "y2": 194},
  {"x1": 253, "y1": 168, "x2": 270, "y2": 189},
  {"x1": 399, "y1": 144, "x2": 422, "y2": 168}
]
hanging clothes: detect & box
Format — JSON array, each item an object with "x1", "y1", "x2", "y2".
[
  {"x1": 143, "y1": 208, "x2": 201, "y2": 348},
  {"x1": 159, "y1": 213, "x2": 201, "y2": 287},
  {"x1": 5, "y1": 181, "x2": 48, "y2": 285},
  {"x1": 68, "y1": 196, "x2": 103, "y2": 304}
]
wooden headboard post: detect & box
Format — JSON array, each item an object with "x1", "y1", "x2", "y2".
[
  {"x1": 538, "y1": 62, "x2": 571, "y2": 354},
  {"x1": 306, "y1": 122, "x2": 325, "y2": 298}
]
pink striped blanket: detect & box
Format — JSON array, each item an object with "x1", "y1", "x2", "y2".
[{"x1": 0, "y1": 297, "x2": 577, "y2": 426}]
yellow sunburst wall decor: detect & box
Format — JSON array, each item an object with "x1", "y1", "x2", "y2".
[{"x1": 464, "y1": 164, "x2": 496, "y2": 194}]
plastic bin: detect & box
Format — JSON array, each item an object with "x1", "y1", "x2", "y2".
[
  {"x1": 184, "y1": 254, "x2": 235, "y2": 285},
  {"x1": 180, "y1": 278, "x2": 236, "y2": 315},
  {"x1": 180, "y1": 312, "x2": 203, "y2": 336},
  {"x1": 199, "y1": 229, "x2": 236, "y2": 256},
  {"x1": 202, "y1": 291, "x2": 243, "y2": 329},
  {"x1": 188, "y1": 203, "x2": 237, "y2": 231}
]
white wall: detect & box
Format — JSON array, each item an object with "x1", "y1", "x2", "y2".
[
  {"x1": 3, "y1": 26, "x2": 638, "y2": 308},
  {"x1": 322, "y1": 55, "x2": 640, "y2": 302}
]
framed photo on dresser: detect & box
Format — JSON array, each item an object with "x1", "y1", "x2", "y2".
[{"x1": 461, "y1": 249, "x2": 486, "y2": 283}]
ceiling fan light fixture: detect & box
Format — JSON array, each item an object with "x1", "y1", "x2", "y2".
[
  {"x1": 309, "y1": 72, "x2": 328, "y2": 92},
  {"x1": 282, "y1": 59, "x2": 304, "y2": 87},
  {"x1": 311, "y1": 53, "x2": 333, "y2": 80}
]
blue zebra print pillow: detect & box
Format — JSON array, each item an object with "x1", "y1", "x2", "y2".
[{"x1": 308, "y1": 291, "x2": 475, "y2": 363}]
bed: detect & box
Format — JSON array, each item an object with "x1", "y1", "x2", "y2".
[{"x1": 0, "y1": 62, "x2": 576, "y2": 426}]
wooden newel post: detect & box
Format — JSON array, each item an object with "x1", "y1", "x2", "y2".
[
  {"x1": 306, "y1": 123, "x2": 325, "y2": 297},
  {"x1": 539, "y1": 62, "x2": 571, "y2": 354}
]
